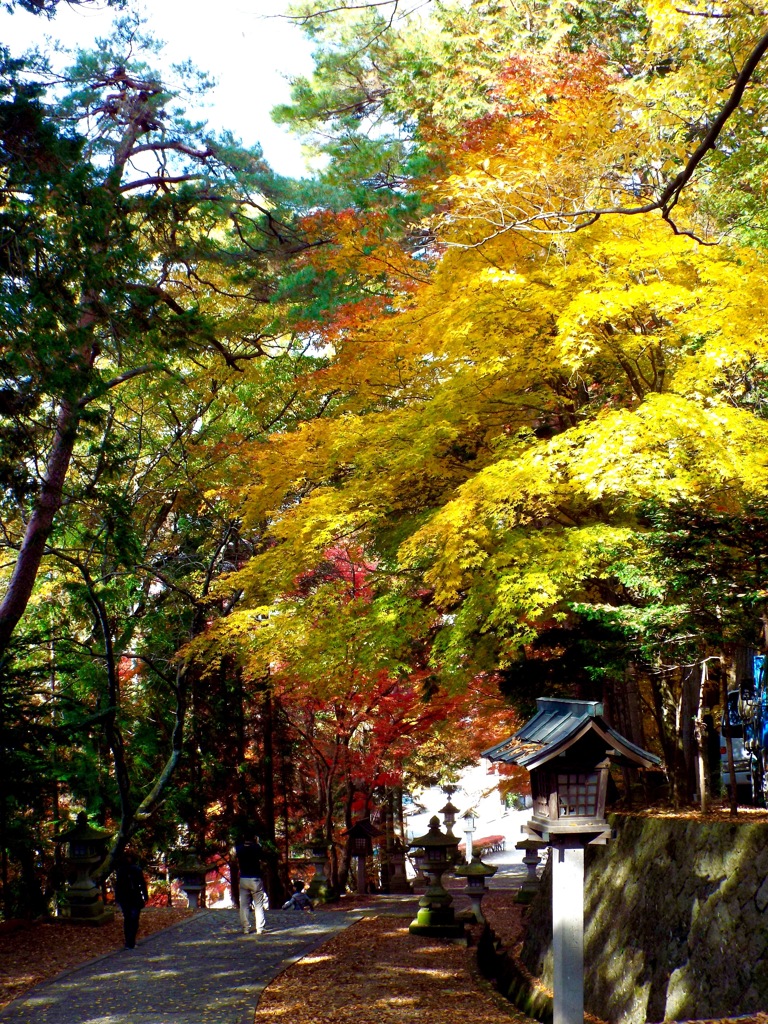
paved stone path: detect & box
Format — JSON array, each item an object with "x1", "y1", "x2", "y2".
[{"x1": 0, "y1": 907, "x2": 364, "y2": 1024}]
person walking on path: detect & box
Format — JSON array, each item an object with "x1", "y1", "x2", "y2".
[
  {"x1": 235, "y1": 831, "x2": 266, "y2": 935},
  {"x1": 114, "y1": 849, "x2": 149, "y2": 949}
]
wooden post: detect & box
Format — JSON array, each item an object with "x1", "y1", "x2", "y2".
[{"x1": 552, "y1": 841, "x2": 585, "y2": 1024}]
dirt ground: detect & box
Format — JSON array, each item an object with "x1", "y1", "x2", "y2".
[
  {"x1": 0, "y1": 906, "x2": 193, "y2": 1010},
  {"x1": 0, "y1": 893, "x2": 527, "y2": 1021},
  {"x1": 254, "y1": 895, "x2": 529, "y2": 1024},
  {"x1": 259, "y1": 891, "x2": 768, "y2": 1024},
  {"x1": 4, "y1": 889, "x2": 768, "y2": 1024}
]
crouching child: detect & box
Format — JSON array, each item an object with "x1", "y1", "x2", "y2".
[{"x1": 282, "y1": 879, "x2": 313, "y2": 912}]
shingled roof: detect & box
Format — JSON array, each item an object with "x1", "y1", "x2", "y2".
[{"x1": 482, "y1": 698, "x2": 660, "y2": 771}]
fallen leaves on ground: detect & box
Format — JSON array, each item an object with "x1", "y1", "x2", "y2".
[
  {"x1": 253, "y1": 909, "x2": 528, "y2": 1024},
  {"x1": 482, "y1": 891, "x2": 528, "y2": 949},
  {"x1": 5, "y1": 887, "x2": 768, "y2": 1024},
  {"x1": 617, "y1": 800, "x2": 768, "y2": 822},
  {"x1": 0, "y1": 906, "x2": 193, "y2": 1010}
]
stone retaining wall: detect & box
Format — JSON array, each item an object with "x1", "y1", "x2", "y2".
[{"x1": 519, "y1": 814, "x2": 768, "y2": 1023}]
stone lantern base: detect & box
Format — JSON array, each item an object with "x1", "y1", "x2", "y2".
[
  {"x1": 307, "y1": 876, "x2": 336, "y2": 903},
  {"x1": 306, "y1": 839, "x2": 337, "y2": 904},
  {"x1": 61, "y1": 905, "x2": 115, "y2": 926},
  {"x1": 387, "y1": 842, "x2": 413, "y2": 894},
  {"x1": 58, "y1": 883, "x2": 115, "y2": 926},
  {"x1": 408, "y1": 903, "x2": 466, "y2": 940},
  {"x1": 179, "y1": 877, "x2": 206, "y2": 908},
  {"x1": 408, "y1": 881, "x2": 466, "y2": 940}
]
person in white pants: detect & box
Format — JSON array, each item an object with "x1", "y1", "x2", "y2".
[{"x1": 235, "y1": 833, "x2": 266, "y2": 934}]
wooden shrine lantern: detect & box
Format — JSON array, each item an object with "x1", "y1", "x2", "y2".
[
  {"x1": 484, "y1": 697, "x2": 660, "y2": 844},
  {"x1": 345, "y1": 818, "x2": 381, "y2": 895},
  {"x1": 483, "y1": 698, "x2": 660, "y2": 1024}
]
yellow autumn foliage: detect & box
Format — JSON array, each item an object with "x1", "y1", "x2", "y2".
[{"x1": 196, "y1": 1, "x2": 768, "y2": 683}]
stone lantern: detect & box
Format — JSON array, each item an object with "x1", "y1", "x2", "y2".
[
  {"x1": 407, "y1": 815, "x2": 463, "y2": 939},
  {"x1": 306, "y1": 830, "x2": 334, "y2": 903},
  {"x1": 515, "y1": 837, "x2": 547, "y2": 904},
  {"x1": 54, "y1": 812, "x2": 114, "y2": 925},
  {"x1": 387, "y1": 836, "x2": 413, "y2": 893},
  {"x1": 171, "y1": 854, "x2": 208, "y2": 908},
  {"x1": 483, "y1": 698, "x2": 660, "y2": 1024},
  {"x1": 454, "y1": 851, "x2": 497, "y2": 923},
  {"x1": 439, "y1": 797, "x2": 460, "y2": 838}
]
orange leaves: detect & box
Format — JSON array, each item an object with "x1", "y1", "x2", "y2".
[
  {"x1": 496, "y1": 47, "x2": 617, "y2": 103},
  {"x1": 254, "y1": 915, "x2": 518, "y2": 1024},
  {"x1": 431, "y1": 46, "x2": 645, "y2": 242},
  {"x1": 284, "y1": 207, "x2": 431, "y2": 384},
  {"x1": 296, "y1": 207, "x2": 429, "y2": 293},
  {"x1": 459, "y1": 46, "x2": 618, "y2": 156}
]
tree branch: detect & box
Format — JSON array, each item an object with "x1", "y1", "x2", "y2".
[
  {"x1": 128, "y1": 141, "x2": 214, "y2": 161},
  {"x1": 459, "y1": 26, "x2": 768, "y2": 243},
  {"x1": 119, "y1": 173, "x2": 207, "y2": 194},
  {"x1": 78, "y1": 363, "x2": 164, "y2": 407},
  {"x1": 125, "y1": 283, "x2": 186, "y2": 315},
  {"x1": 284, "y1": 0, "x2": 398, "y2": 22}
]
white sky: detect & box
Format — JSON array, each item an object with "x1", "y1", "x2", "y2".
[{"x1": 0, "y1": 0, "x2": 317, "y2": 176}]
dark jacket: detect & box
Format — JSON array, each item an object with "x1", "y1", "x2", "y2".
[
  {"x1": 115, "y1": 862, "x2": 148, "y2": 909},
  {"x1": 235, "y1": 840, "x2": 264, "y2": 879}
]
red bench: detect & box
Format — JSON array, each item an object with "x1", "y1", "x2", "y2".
[{"x1": 457, "y1": 834, "x2": 505, "y2": 855}]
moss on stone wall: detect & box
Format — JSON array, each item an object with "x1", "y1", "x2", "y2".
[{"x1": 520, "y1": 815, "x2": 768, "y2": 1023}]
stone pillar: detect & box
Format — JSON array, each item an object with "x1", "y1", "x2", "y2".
[
  {"x1": 388, "y1": 838, "x2": 412, "y2": 894},
  {"x1": 306, "y1": 835, "x2": 334, "y2": 903},
  {"x1": 515, "y1": 837, "x2": 546, "y2": 903},
  {"x1": 552, "y1": 841, "x2": 585, "y2": 1024}
]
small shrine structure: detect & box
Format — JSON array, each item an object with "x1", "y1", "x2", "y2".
[
  {"x1": 484, "y1": 697, "x2": 660, "y2": 1024},
  {"x1": 345, "y1": 817, "x2": 381, "y2": 895}
]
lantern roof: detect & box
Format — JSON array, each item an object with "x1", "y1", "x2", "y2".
[
  {"x1": 409, "y1": 815, "x2": 460, "y2": 851},
  {"x1": 454, "y1": 852, "x2": 498, "y2": 879},
  {"x1": 54, "y1": 811, "x2": 112, "y2": 845},
  {"x1": 482, "y1": 698, "x2": 660, "y2": 771},
  {"x1": 344, "y1": 817, "x2": 382, "y2": 840}
]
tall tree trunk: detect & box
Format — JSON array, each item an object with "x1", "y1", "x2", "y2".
[
  {"x1": 720, "y1": 650, "x2": 739, "y2": 818},
  {"x1": 648, "y1": 670, "x2": 684, "y2": 807},
  {"x1": 261, "y1": 681, "x2": 276, "y2": 845},
  {"x1": 395, "y1": 786, "x2": 405, "y2": 844},
  {"x1": 695, "y1": 660, "x2": 709, "y2": 814},
  {"x1": 94, "y1": 666, "x2": 186, "y2": 884},
  {"x1": 681, "y1": 665, "x2": 699, "y2": 804},
  {"x1": 338, "y1": 779, "x2": 355, "y2": 894},
  {"x1": 324, "y1": 756, "x2": 339, "y2": 892},
  {"x1": 0, "y1": 396, "x2": 82, "y2": 656},
  {"x1": 259, "y1": 679, "x2": 284, "y2": 906}
]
